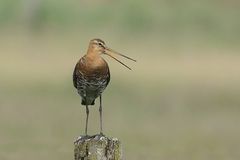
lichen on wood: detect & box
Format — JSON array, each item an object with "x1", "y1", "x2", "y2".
[{"x1": 74, "y1": 134, "x2": 122, "y2": 160}]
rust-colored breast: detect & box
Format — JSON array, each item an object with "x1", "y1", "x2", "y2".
[{"x1": 73, "y1": 55, "x2": 110, "y2": 90}]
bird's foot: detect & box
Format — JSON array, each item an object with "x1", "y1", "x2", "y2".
[
  {"x1": 98, "y1": 132, "x2": 105, "y2": 137},
  {"x1": 74, "y1": 134, "x2": 92, "y2": 143}
]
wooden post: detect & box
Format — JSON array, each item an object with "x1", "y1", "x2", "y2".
[{"x1": 74, "y1": 134, "x2": 122, "y2": 160}]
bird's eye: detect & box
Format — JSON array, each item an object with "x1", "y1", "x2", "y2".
[{"x1": 98, "y1": 43, "x2": 102, "y2": 46}]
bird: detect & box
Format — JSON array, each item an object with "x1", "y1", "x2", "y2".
[{"x1": 73, "y1": 38, "x2": 136, "y2": 135}]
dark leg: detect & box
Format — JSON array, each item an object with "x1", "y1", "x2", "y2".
[
  {"x1": 85, "y1": 105, "x2": 89, "y2": 135},
  {"x1": 99, "y1": 95, "x2": 103, "y2": 134}
]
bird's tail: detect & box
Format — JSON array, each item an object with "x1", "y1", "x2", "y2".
[{"x1": 81, "y1": 99, "x2": 95, "y2": 105}]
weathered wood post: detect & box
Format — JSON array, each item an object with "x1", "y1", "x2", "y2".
[{"x1": 74, "y1": 134, "x2": 122, "y2": 160}]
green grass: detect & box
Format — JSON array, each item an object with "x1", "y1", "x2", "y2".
[
  {"x1": 0, "y1": 1, "x2": 240, "y2": 159},
  {"x1": 0, "y1": 0, "x2": 240, "y2": 46},
  {"x1": 0, "y1": 30, "x2": 240, "y2": 159}
]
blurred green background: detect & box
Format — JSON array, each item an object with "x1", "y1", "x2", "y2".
[{"x1": 1, "y1": 0, "x2": 240, "y2": 159}]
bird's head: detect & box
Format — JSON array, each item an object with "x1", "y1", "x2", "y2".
[
  {"x1": 89, "y1": 39, "x2": 106, "y2": 54},
  {"x1": 88, "y1": 38, "x2": 136, "y2": 70}
]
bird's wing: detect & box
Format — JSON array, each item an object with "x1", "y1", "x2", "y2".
[
  {"x1": 73, "y1": 62, "x2": 78, "y2": 89},
  {"x1": 73, "y1": 56, "x2": 87, "y2": 89},
  {"x1": 106, "y1": 66, "x2": 110, "y2": 86}
]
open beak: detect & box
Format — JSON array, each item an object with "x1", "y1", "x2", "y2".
[{"x1": 104, "y1": 47, "x2": 136, "y2": 70}]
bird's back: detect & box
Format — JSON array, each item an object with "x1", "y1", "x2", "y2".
[{"x1": 73, "y1": 55, "x2": 110, "y2": 105}]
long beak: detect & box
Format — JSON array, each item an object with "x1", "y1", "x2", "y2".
[{"x1": 104, "y1": 47, "x2": 136, "y2": 70}]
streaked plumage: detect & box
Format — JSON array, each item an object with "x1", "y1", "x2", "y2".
[{"x1": 73, "y1": 54, "x2": 110, "y2": 105}]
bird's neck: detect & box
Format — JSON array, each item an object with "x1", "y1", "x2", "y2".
[
  {"x1": 86, "y1": 47, "x2": 101, "y2": 58},
  {"x1": 85, "y1": 50, "x2": 106, "y2": 69},
  {"x1": 86, "y1": 53, "x2": 101, "y2": 62}
]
